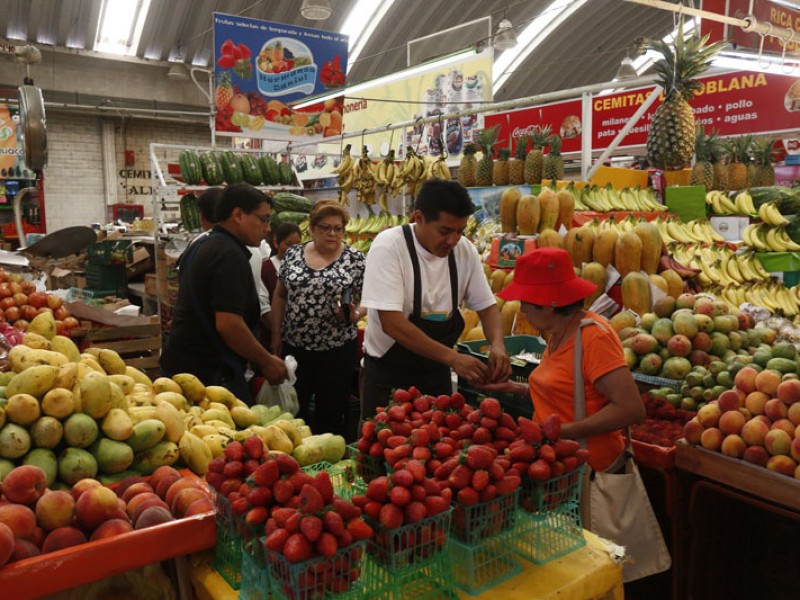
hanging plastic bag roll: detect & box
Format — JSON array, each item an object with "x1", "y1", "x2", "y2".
[{"x1": 255, "y1": 355, "x2": 299, "y2": 416}]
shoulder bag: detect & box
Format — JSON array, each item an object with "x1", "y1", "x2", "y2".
[{"x1": 573, "y1": 318, "x2": 671, "y2": 582}]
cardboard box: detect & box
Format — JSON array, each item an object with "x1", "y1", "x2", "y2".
[
  {"x1": 126, "y1": 246, "x2": 153, "y2": 280},
  {"x1": 145, "y1": 273, "x2": 158, "y2": 297},
  {"x1": 50, "y1": 267, "x2": 75, "y2": 290},
  {"x1": 710, "y1": 216, "x2": 750, "y2": 242}
]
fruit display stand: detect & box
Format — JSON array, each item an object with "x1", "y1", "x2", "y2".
[
  {"x1": 671, "y1": 441, "x2": 800, "y2": 600},
  {"x1": 571, "y1": 210, "x2": 674, "y2": 227}
]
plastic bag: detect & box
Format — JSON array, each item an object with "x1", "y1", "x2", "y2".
[{"x1": 255, "y1": 355, "x2": 299, "y2": 415}]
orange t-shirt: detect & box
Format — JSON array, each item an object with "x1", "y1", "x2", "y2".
[{"x1": 529, "y1": 312, "x2": 628, "y2": 471}]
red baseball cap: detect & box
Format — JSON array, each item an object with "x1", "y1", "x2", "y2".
[{"x1": 498, "y1": 247, "x2": 597, "y2": 307}]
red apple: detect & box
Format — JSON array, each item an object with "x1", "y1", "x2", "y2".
[
  {"x1": 4, "y1": 307, "x2": 20, "y2": 322},
  {"x1": 28, "y1": 292, "x2": 47, "y2": 308},
  {"x1": 8, "y1": 282, "x2": 21, "y2": 295},
  {"x1": 63, "y1": 316, "x2": 79, "y2": 329},
  {"x1": 21, "y1": 281, "x2": 36, "y2": 295},
  {"x1": 0, "y1": 297, "x2": 15, "y2": 310},
  {"x1": 12, "y1": 293, "x2": 28, "y2": 306},
  {"x1": 55, "y1": 320, "x2": 67, "y2": 336},
  {"x1": 46, "y1": 295, "x2": 63, "y2": 310},
  {"x1": 20, "y1": 305, "x2": 37, "y2": 321},
  {"x1": 0, "y1": 283, "x2": 11, "y2": 299},
  {"x1": 14, "y1": 318, "x2": 28, "y2": 331}
]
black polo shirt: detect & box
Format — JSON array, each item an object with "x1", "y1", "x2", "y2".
[{"x1": 160, "y1": 225, "x2": 260, "y2": 380}]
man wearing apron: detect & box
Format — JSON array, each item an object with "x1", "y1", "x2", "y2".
[{"x1": 360, "y1": 179, "x2": 511, "y2": 418}]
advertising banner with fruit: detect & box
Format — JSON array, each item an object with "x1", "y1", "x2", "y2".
[
  {"x1": 486, "y1": 70, "x2": 800, "y2": 155},
  {"x1": 700, "y1": 0, "x2": 800, "y2": 55},
  {"x1": 213, "y1": 13, "x2": 348, "y2": 140},
  {"x1": 335, "y1": 51, "x2": 493, "y2": 160}
]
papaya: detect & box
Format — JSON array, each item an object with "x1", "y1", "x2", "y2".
[
  {"x1": 556, "y1": 190, "x2": 575, "y2": 230},
  {"x1": 615, "y1": 231, "x2": 643, "y2": 278},
  {"x1": 592, "y1": 229, "x2": 618, "y2": 268},
  {"x1": 500, "y1": 301, "x2": 519, "y2": 336},
  {"x1": 564, "y1": 226, "x2": 594, "y2": 268},
  {"x1": 660, "y1": 269, "x2": 684, "y2": 298},
  {"x1": 536, "y1": 229, "x2": 563, "y2": 249},
  {"x1": 581, "y1": 262, "x2": 607, "y2": 309},
  {"x1": 537, "y1": 188, "x2": 560, "y2": 231},
  {"x1": 633, "y1": 221, "x2": 662, "y2": 274},
  {"x1": 621, "y1": 271, "x2": 651, "y2": 316},
  {"x1": 516, "y1": 195, "x2": 540, "y2": 235},
  {"x1": 500, "y1": 187, "x2": 521, "y2": 233}
]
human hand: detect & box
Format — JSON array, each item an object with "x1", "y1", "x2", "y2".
[
  {"x1": 450, "y1": 353, "x2": 490, "y2": 385},
  {"x1": 487, "y1": 346, "x2": 511, "y2": 383},
  {"x1": 262, "y1": 355, "x2": 288, "y2": 384},
  {"x1": 475, "y1": 380, "x2": 521, "y2": 395}
]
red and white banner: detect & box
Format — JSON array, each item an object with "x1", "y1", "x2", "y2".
[
  {"x1": 485, "y1": 70, "x2": 800, "y2": 154},
  {"x1": 701, "y1": 0, "x2": 800, "y2": 54}
]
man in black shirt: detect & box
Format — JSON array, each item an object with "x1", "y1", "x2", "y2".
[{"x1": 161, "y1": 183, "x2": 288, "y2": 402}]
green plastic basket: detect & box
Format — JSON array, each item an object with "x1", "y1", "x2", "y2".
[
  {"x1": 457, "y1": 382, "x2": 533, "y2": 421},
  {"x1": 447, "y1": 532, "x2": 522, "y2": 596},
  {"x1": 365, "y1": 508, "x2": 452, "y2": 570},
  {"x1": 519, "y1": 464, "x2": 584, "y2": 514},
  {"x1": 346, "y1": 443, "x2": 386, "y2": 484},
  {"x1": 213, "y1": 493, "x2": 242, "y2": 590},
  {"x1": 456, "y1": 335, "x2": 545, "y2": 382},
  {"x1": 88, "y1": 239, "x2": 133, "y2": 265},
  {"x1": 267, "y1": 540, "x2": 367, "y2": 600},
  {"x1": 362, "y1": 552, "x2": 457, "y2": 599},
  {"x1": 301, "y1": 460, "x2": 353, "y2": 500},
  {"x1": 451, "y1": 488, "x2": 519, "y2": 545},
  {"x1": 86, "y1": 263, "x2": 128, "y2": 295},
  {"x1": 511, "y1": 503, "x2": 586, "y2": 565},
  {"x1": 240, "y1": 528, "x2": 270, "y2": 600}
]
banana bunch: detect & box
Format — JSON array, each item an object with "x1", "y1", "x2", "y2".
[
  {"x1": 742, "y1": 223, "x2": 800, "y2": 252},
  {"x1": 757, "y1": 201, "x2": 789, "y2": 226},
  {"x1": 790, "y1": 285, "x2": 800, "y2": 306},
  {"x1": 346, "y1": 212, "x2": 408, "y2": 235},
  {"x1": 352, "y1": 146, "x2": 377, "y2": 208},
  {"x1": 579, "y1": 185, "x2": 667, "y2": 212},
  {"x1": 425, "y1": 155, "x2": 451, "y2": 181},
  {"x1": 655, "y1": 215, "x2": 726, "y2": 244},
  {"x1": 397, "y1": 147, "x2": 427, "y2": 200},
  {"x1": 707, "y1": 281, "x2": 798, "y2": 316},
  {"x1": 374, "y1": 150, "x2": 397, "y2": 212},
  {"x1": 706, "y1": 190, "x2": 747, "y2": 215},
  {"x1": 675, "y1": 245, "x2": 771, "y2": 287},
  {"x1": 333, "y1": 144, "x2": 354, "y2": 206}
]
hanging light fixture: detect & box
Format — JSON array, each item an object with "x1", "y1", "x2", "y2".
[
  {"x1": 615, "y1": 56, "x2": 639, "y2": 80},
  {"x1": 493, "y1": 18, "x2": 518, "y2": 50},
  {"x1": 301, "y1": 0, "x2": 332, "y2": 20}
]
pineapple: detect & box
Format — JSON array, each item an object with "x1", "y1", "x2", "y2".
[
  {"x1": 458, "y1": 143, "x2": 478, "y2": 187},
  {"x1": 690, "y1": 127, "x2": 713, "y2": 190},
  {"x1": 646, "y1": 19, "x2": 724, "y2": 170},
  {"x1": 524, "y1": 125, "x2": 551, "y2": 184},
  {"x1": 476, "y1": 126, "x2": 499, "y2": 187},
  {"x1": 508, "y1": 136, "x2": 527, "y2": 185},
  {"x1": 753, "y1": 138, "x2": 777, "y2": 186},
  {"x1": 215, "y1": 71, "x2": 233, "y2": 110},
  {"x1": 493, "y1": 149, "x2": 510, "y2": 186},
  {"x1": 543, "y1": 135, "x2": 564, "y2": 181},
  {"x1": 726, "y1": 136, "x2": 750, "y2": 191},
  {"x1": 708, "y1": 131, "x2": 728, "y2": 191}
]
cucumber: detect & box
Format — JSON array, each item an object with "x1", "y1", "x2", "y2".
[
  {"x1": 240, "y1": 154, "x2": 263, "y2": 186},
  {"x1": 279, "y1": 161, "x2": 293, "y2": 185},
  {"x1": 199, "y1": 152, "x2": 224, "y2": 185},
  {"x1": 178, "y1": 150, "x2": 202, "y2": 185},
  {"x1": 180, "y1": 194, "x2": 202, "y2": 232},
  {"x1": 272, "y1": 192, "x2": 312, "y2": 214},
  {"x1": 271, "y1": 211, "x2": 308, "y2": 228},
  {"x1": 258, "y1": 155, "x2": 281, "y2": 185},
  {"x1": 219, "y1": 151, "x2": 244, "y2": 184}
]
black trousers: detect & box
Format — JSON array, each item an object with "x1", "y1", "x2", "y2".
[{"x1": 283, "y1": 339, "x2": 356, "y2": 438}]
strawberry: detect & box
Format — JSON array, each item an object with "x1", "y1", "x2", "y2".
[
  {"x1": 454, "y1": 423, "x2": 476, "y2": 440},
  {"x1": 350, "y1": 494, "x2": 368, "y2": 509},
  {"x1": 208, "y1": 457, "x2": 226, "y2": 474},
  {"x1": 390, "y1": 469, "x2": 414, "y2": 488},
  {"x1": 479, "y1": 417, "x2": 498, "y2": 430},
  {"x1": 243, "y1": 459, "x2": 260, "y2": 477},
  {"x1": 387, "y1": 435, "x2": 408, "y2": 449},
  {"x1": 450, "y1": 392, "x2": 466, "y2": 410},
  {"x1": 379, "y1": 504, "x2": 404, "y2": 529},
  {"x1": 480, "y1": 397, "x2": 502, "y2": 420},
  {"x1": 410, "y1": 428, "x2": 430, "y2": 447},
  {"x1": 404, "y1": 501, "x2": 427, "y2": 524},
  {"x1": 224, "y1": 441, "x2": 244, "y2": 461},
  {"x1": 542, "y1": 414, "x2": 562, "y2": 441},
  {"x1": 239, "y1": 483, "x2": 253, "y2": 497},
  {"x1": 433, "y1": 442, "x2": 454, "y2": 459},
  {"x1": 265, "y1": 517, "x2": 278, "y2": 537},
  {"x1": 551, "y1": 461, "x2": 566, "y2": 477},
  {"x1": 395, "y1": 445, "x2": 413, "y2": 459},
  {"x1": 347, "y1": 517, "x2": 374, "y2": 541},
  {"x1": 422, "y1": 478, "x2": 442, "y2": 496},
  {"x1": 223, "y1": 461, "x2": 243, "y2": 478},
  {"x1": 466, "y1": 446, "x2": 494, "y2": 470},
  {"x1": 562, "y1": 456, "x2": 578, "y2": 472},
  {"x1": 528, "y1": 459, "x2": 552, "y2": 481},
  {"x1": 511, "y1": 462, "x2": 531, "y2": 474},
  {"x1": 389, "y1": 486, "x2": 411, "y2": 507},
  {"x1": 299, "y1": 484, "x2": 325, "y2": 514},
  {"x1": 332, "y1": 498, "x2": 361, "y2": 521},
  {"x1": 301, "y1": 515, "x2": 323, "y2": 542},
  {"x1": 425, "y1": 422, "x2": 441, "y2": 442},
  {"x1": 410, "y1": 484, "x2": 427, "y2": 502},
  {"x1": 231, "y1": 497, "x2": 250, "y2": 515},
  {"x1": 377, "y1": 428, "x2": 393, "y2": 445},
  {"x1": 472, "y1": 427, "x2": 492, "y2": 444},
  {"x1": 431, "y1": 411, "x2": 446, "y2": 426},
  {"x1": 288, "y1": 472, "x2": 315, "y2": 494},
  {"x1": 423, "y1": 495, "x2": 449, "y2": 516},
  {"x1": 205, "y1": 472, "x2": 223, "y2": 491},
  {"x1": 488, "y1": 461, "x2": 505, "y2": 481},
  {"x1": 479, "y1": 484, "x2": 497, "y2": 503},
  {"x1": 405, "y1": 460, "x2": 426, "y2": 483},
  {"x1": 500, "y1": 413, "x2": 517, "y2": 431},
  {"x1": 433, "y1": 458, "x2": 458, "y2": 480},
  {"x1": 356, "y1": 437, "x2": 371, "y2": 453},
  {"x1": 285, "y1": 511, "x2": 302, "y2": 533},
  {"x1": 471, "y1": 470, "x2": 490, "y2": 492},
  {"x1": 246, "y1": 506, "x2": 268, "y2": 527},
  {"x1": 337, "y1": 529, "x2": 354, "y2": 548},
  {"x1": 271, "y1": 452, "x2": 300, "y2": 475},
  {"x1": 364, "y1": 501, "x2": 382, "y2": 520},
  {"x1": 539, "y1": 444, "x2": 557, "y2": 463},
  {"x1": 445, "y1": 413, "x2": 462, "y2": 429},
  {"x1": 440, "y1": 487, "x2": 453, "y2": 504},
  {"x1": 393, "y1": 389, "x2": 411, "y2": 404},
  {"x1": 494, "y1": 426, "x2": 516, "y2": 442},
  {"x1": 448, "y1": 464, "x2": 473, "y2": 490},
  {"x1": 575, "y1": 448, "x2": 590, "y2": 466},
  {"x1": 247, "y1": 487, "x2": 273, "y2": 507},
  {"x1": 316, "y1": 532, "x2": 338, "y2": 557},
  {"x1": 273, "y1": 479, "x2": 295, "y2": 505},
  {"x1": 467, "y1": 410, "x2": 482, "y2": 424},
  {"x1": 361, "y1": 420, "x2": 376, "y2": 439},
  {"x1": 518, "y1": 417, "x2": 543, "y2": 444},
  {"x1": 366, "y1": 476, "x2": 389, "y2": 502},
  {"x1": 243, "y1": 436, "x2": 264, "y2": 460},
  {"x1": 457, "y1": 487, "x2": 480, "y2": 506},
  {"x1": 272, "y1": 507, "x2": 296, "y2": 527},
  {"x1": 228, "y1": 492, "x2": 242, "y2": 504},
  {"x1": 496, "y1": 475, "x2": 521, "y2": 495},
  {"x1": 322, "y1": 510, "x2": 345, "y2": 536},
  {"x1": 388, "y1": 405, "x2": 406, "y2": 422},
  {"x1": 509, "y1": 444, "x2": 536, "y2": 462},
  {"x1": 253, "y1": 460, "x2": 280, "y2": 488},
  {"x1": 313, "y1": 472, "x2": 334, "y2": 504},
  {"x1": 412, "y1": 446, "x2": 432, "y2": 461},
  {"x1": 553, "y1": 439, "x2": 581, "y2": 459},
  {"x1": 265, "y1": 527, "x2": 290, "y2": 552},
  {"x1": 283, "y1": 533, "x2": 313, "y2": 563},
  {"x1": 412, "y1": 395, "x2": 431, "y2": 413},
  {"x1": 434, "y1": 394, "x2": 451, "y2": 411}
]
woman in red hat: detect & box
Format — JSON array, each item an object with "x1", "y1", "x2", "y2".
[{"x1": 482, "y1": 247, "x2": 644, "y2": 472}]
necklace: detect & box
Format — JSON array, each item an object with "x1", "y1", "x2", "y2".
[{"x1": 548, "y1": 310, "x2": 584, "y2": 353}]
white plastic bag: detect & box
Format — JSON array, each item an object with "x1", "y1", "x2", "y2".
[{"x1": 255, "y1": 355, "x2": 299, "y2": 415}]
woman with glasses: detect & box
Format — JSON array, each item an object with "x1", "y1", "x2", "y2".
[{"x1": 270, "y1": 200, "x2": 365, "y2": 437}]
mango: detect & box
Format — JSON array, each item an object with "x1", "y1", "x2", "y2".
[
  {"x1": 28, "y1": 311, "x2": 56, "y2": 340},
  {"x1": 91, "y1": 438, "x2": 134, "y2": 474},
  {"x1": 272, "y1": 420, "x2": 302, "y2": 448},
  {"x1": 155, "y1": 400, "x2": 185, "y2": 443},
  {"x1": 125, "y1": 366, "x2": 152, "y2": 387},
  {"x1": 98, "y1": 470, "x2": 142, "y2": 485},
  {"x1": 79, "y1": 371, "x2": 112, "y2": 419},
  {"x1": 83, "y1": 347, "x2": 102, "y2": 359},
  {"x1": 131, "y1": 441, "x2": 179, "y2": 475},
  {"x1": 108, "y1": 374, "x2": 136, "y2": 394},
  {"x1": 152, "y1": 377, "x2": 182, "y2": 395},
  {"x1": 0, "y1": 423, "x2": 31, "y2": 458},
  {"x1": 171, "y1": 373, "x2": 205, "y2": 404},
  {"x1": 30, "y1": 416, "x2": 64, "y2": 449},
  {"x1": 23, "y1": 448, "x2": 58, "y2": 486},
  {"x1": 5, "y1": 393, "x2": 41, "y2": 425},
  {"x1": 128, "y1": 419, "x2": 166, "y2": 451},
  {"x1": 202, "y1": 434, "x2": 229, "y2": 458},
  {"x1": 97, "y1": 349, "x2": 126, "y2": 375},
  {"x1": 205, "y1": 385, "x2": 237, "y2": 408},
  {"x1": 128, "y1": 406, "x2": 157, "y2": 424},
  {"x1": 101, "y1": 408, "x2": 133, "y2": 441},
  {"x1": 251, "y1": 404, "x2": 281, "y2": 426},
  {"x1": 322, "y1": 435, "x2": 346, "y2": 463},
  {"x1": 155, "y1": 391, "x2": 188, "y2": 411},
  {"x1": 190, "y1": 424, "x2": 218, "y2": 438},
  {"x1": 50, "y1": 335, "x2": 81, "y2": 362},
  {"x1": 201, "y1": 408, "x2": 234, "y2": 428},
  {"x1": 262, "y1": 425, "x2": 293, "y2": 453},
  {"x1": 109, "y1": 382, "x2": 127, "y2": 411},
  {"x1": 41, "y1": 388, "x2": 75, "y2": 419},
  {"x1": 58, "y1": 447, "x2": 98, "y2": 485},
  {"x1": 179, "y1": 431, "x2": 212, "y2": 475},
  {"x1": 22, "y1": 331, "x2": 51, "y2": 349},
  {"x1": 230, "y1": 406, "x2": 259, "y2": 429},
  {"x1": 63, "y1": 413, "x2": 99, "y2": 448},
  {"x1": 8, "y1": 346, "x2": 66, "y2": 372},
  {"x1": 292, "y1": 443, "x2": 324, "y2": 467},
  {"x1": 7, "y1": 365, "x2": 59, "y2": 399},
  {"x1": 80, "y1": 356, "x2": 105, "y2": 373},
  {"x1": 53, "y1": 363, "x2": 79, "y2": 390}
]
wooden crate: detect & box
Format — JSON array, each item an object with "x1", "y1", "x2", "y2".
[{"x1": 84, "y1": 320, "x2": 162, "y2": 377}]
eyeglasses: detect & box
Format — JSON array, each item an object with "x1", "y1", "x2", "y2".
[
  {"x1": 251, "y1": 212, "x2": 271, "y2": 224},
  {"x1": 316, "y1": 224, "x2": 344, "y2": 234}
]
